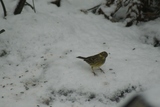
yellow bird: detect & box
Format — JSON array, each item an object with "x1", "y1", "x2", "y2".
[{"x1": 77, "y1": 51, "x2": 108, "y2": 76}]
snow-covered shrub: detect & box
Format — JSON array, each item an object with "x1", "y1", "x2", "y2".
[
  {"x1": 141, "y1": 31, "x2": 160, "y2": 47},
  {"x1": 81, "y1": 0, "x2": 160, "y2": 27}
]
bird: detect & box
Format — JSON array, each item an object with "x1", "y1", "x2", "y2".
[{"x1": 77, "y1": 51, "x2": 108, "y2": 76}]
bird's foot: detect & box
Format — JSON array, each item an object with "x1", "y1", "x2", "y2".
[
  {"x1": 99, "y1": 68, "x2": 105, "y2": 73},
  {"x1": 92, "y1": 72, "x2": 97, "y2": 76}
]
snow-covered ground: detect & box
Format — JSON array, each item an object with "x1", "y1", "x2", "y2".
[{"x1": 0, "y1": 0, "x2": 160, "y2": 107}]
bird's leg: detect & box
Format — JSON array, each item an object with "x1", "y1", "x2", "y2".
[
  {"x1": 99, "y1": 68, "x2": 105, "y2": 73},
  {"x1": 91, "y1": 67, "x2": 97, "y2": 76}
]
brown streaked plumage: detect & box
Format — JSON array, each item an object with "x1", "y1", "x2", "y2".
[{"x1": 77, "y1": 51, "x2": 108, "y2": 76}]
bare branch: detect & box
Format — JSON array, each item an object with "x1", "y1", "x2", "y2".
[{"x1": 0, "y1": 0, "x2": 7, "y2": 18}]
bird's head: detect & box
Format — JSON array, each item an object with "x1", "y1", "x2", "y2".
[{"x1": 100, "y1": 51, "x2": 108, "y2": 58}]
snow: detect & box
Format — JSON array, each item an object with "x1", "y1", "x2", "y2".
[
  {"x1": 143, "y1": 86, "x2": 160, "y2": 107},
  {"x1": 0, "y1": 0, "x2": 160, "y2": 107}
]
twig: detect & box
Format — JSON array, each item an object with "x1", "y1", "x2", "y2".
[
  {"x1": 14, "y1": 0, "x2": 26, "y2": 15},
  {"x1": 0, "y1": 0, "x2": 7, "y2": 18},
  {"x1": 0, "y1": 29, "x2": 5, "y2": 34},
  {"x1": 32, "y1": 0, "x2": 36, "y2": 13}
]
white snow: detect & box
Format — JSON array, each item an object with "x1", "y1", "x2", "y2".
[
  {"x1": 143, "y1": 86, "x2": 160, "y2": 107},
  {"x1": 0, "y1": 0, "x2": 160, "y2": 107}
]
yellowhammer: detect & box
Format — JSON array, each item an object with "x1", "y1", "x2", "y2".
[{"x1": 77, "y1": 51, "x2": 108, "y2": 76}]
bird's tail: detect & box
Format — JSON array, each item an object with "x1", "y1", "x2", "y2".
[{"x1": 77, "y1": 56, "x2": 86, "y2": 59}]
